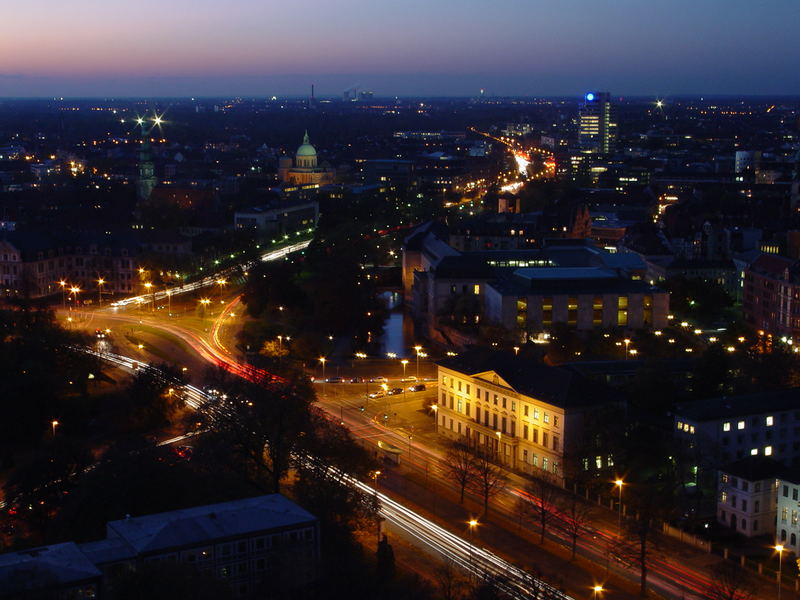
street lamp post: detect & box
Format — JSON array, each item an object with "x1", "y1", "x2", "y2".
[
  {"x1": 319, "y1": 357, "x2": 326, "y2": 397},
  {"x1": 431, "y1": 404, "x2": 438, "y2": 433},
  {"x1": 775, "y1": 544, "x2": 784, "y2": 600},
  {"x1": 144, "y1": 282, "x2": 154, "y2": 311},
  {"x1": 615, "y1": 479, "x2": 624, "y2": 538},
  {"x1": 51, "y1": 420, "x2": 59, "y2": 438},
  {"x1": 592, "y1": 585, "x2": 604, "y2": 600},
  {"x1": 496, "y1": 431, "x2": 502, "y2": 464},
  {"x1": 59, "y1": 280, "x2": 67, "y2": 309},
  {"x1": 97, "y1": 278, "x2": 105, "y2": 305},
  {"x1": 623, "y1": 338, "x2": 631, "y2": 360},
  {"x1": 414, "y1": 345, "x2": 422, "y2": 379},
  {"x1": 468, "y1": 519, "x2": 478, "y2": 578},
  {"x1": 166, "y1": 289, "x2": 171, "y2": 315},
  {"x1": 199, "y1": 298, "x2": 210, "y2": 318}
]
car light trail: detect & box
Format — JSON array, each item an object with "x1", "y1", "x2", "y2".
[{"x1": 108, "y1": 239, "x2": 310, "y2": 308}]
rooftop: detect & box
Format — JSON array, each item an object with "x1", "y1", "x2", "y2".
[
  {"x1": 676, "y1": 388, "x2": 800, "y2": 422},
  {"x1": 0, "y1": 543, "x2": 101, "y2": 594},
  {"x1": 106, "y1": 494, "x2": 316, "y2": 554},
  {"x1": 437, "y1": 348, "x2": 615, "y2": 409}
]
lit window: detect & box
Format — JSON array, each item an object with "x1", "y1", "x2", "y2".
[
  {"x1": 473, "y1": 284, "x2": 480, "y2": 295},
  {"x1": 737, "y1": 421, "x2": 745, "y2": 430},
  {"x1": 751, "y1": 448, "x2": 758, "y2": 456},
  {"x1": 690, "y1": 426, "x2": 695, "y2": 434},
  {"x1": 766, "y1": 416, "x2": 774, "y2": 427},
  {"x1": 765, "y1": 446, "x2": 773, "y2": 456},
  {"x1": 677, "y1": 421, "x2": 684, "y2": 430},
  {"x1": 723, "y1": 422, "x2": 731, "y2": 432}
]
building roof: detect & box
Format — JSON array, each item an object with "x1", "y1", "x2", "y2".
[
  {"x1": 437, "y1": 348, "x2": 614, "y2": 409},
  {"x1": 676, "y1": 388, "x2": 800, "y2": 422},
  {"x1": 106, "y1": 494, "x2": 316, "y2": 555},
  {"x1": 720, "y1": 456, "x2": 786, "y2": 482},
  {"x1": 296, "y1": 131, "x2": 317, "y2": 157},
  {"x1": 0, "y1": 542, "x2": 101, "y2": 594}
]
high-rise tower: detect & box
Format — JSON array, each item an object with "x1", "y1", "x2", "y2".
[{"x1": 578, "y1": 92, "x2": 616, "y2": 154}]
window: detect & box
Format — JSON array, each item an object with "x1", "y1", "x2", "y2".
[
  {"x1": 765, "y1": 446, "x2": 773, "y2": 456},
  {"x1": 751, "y1": 448, "x2": 758, "y2": 456},
  {"x1": 755, "y1": 500, "x2": 760, "y2": 512},
  {"x1": 542, "y1": 457, "x2": 548, "y2": 471},
  {"x1": 617, "y1": 296, "x2": 628, "y2": 326},
  {"x1": 755, "y1": 482, "x2": 761, "y2": 492},
  {"x1": 754, "y1": 520, "x2": 759, "y2": 532},
  {"x1": 592, "y1": 296, "x2": 603, "y2": 325},
  {"x1": 533, "y1": 408, "x2": 540, "y2": 420},
  {"x1": 543, "y1": 413, "x2": 550, "y2": 424},
  {"x1": 782, "y1": 508, "x2": 789, "y2": 523},
  {"x1": 721, "y1": 491, "x2": 728, "y2": 503},
  {"x1": 553, "y1": 416, "x2": 559, "y2": 428},
  {"x1": 677, "y1": 421, "x2": 684, "y2": 430},
  {"x1": 721, "y1": 473, "x2": 729, "y2": 484},
  {"x1": 474, "y1": 284, "x2": 480, "y2": 295},
  {"x1": 784, "y1": 485, "x2": 790, "y2": 498},
  {"x1": 794, "y1": 489, "x2": 798, "y2": 501},
  {"x1": 511, "y1": 400, "x2": 516, "y2": 412},
  {"x1": 737, "y1": 421, "x2": 745, "y2": 430},
  {"x1": 742, "y1": 481, "x2": 749, "y2": 492},
  {"x1": 523, "y1": 425, "x2": 529, "y2": 440},
  {"x1": 742, "y1": 500, "x2": 747, "y2": 511},
  {"x1": 723, "y1": 422, "x2": 731, "y2": 432},
  {"x1": 767, "y1": 416, "x2": 774, "y2": 426},
  {"x1": 792, "y1": 510, "x2": 798, "y2": 526},
  {"x1": 553, "y1": 436, "x2": 560, "y2": 452},
  {"x1": 542, "y1": 432, "x2": 549, "y2": 447},
  {"x1": 524, "y1": 405, "x2": 529, "y2": 417}
]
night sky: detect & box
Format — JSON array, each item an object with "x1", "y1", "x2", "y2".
[{"x1": 2, "y1": 0, "x2": 798, "y2": 97}]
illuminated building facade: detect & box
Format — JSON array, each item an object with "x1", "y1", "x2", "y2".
[
  {"x1": 435, "y1": 349, "x2": 618, "y2": 482},
  {"x1": 578, "y1": 92, "x2": 616, "y2": 154},
  {"x1": 278, "y1": 131, "x2": 335, "y2": 186}
]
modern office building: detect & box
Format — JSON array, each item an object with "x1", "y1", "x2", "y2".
[{"x1": 578, "y1": 92, "x2": 616, "y2": 154}]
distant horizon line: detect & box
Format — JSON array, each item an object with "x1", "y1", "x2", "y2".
[{"x1": 1, "y1": 93, "x2": 799, "y2": 101}]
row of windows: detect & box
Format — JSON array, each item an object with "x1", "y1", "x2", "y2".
[{"x1": 441, "y1": 375, "x2": 559, "y2": 428}]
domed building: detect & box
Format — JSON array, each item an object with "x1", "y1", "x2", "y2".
[{"x1": 278, "y1": 131, "x2": 335, "y2": 186}]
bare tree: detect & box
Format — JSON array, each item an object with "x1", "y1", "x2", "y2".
[
  {"x1": 468, "y1": 451, "x2": 507, "y2": 517},
  {"x1": 445, "y1": 443, "x2": 478, "y2": 504},
  {"x1": 557, "y1": 494, "x2": 592, "y2": 560},
  {"x1": 521, "y1": 471, "x2": 560, "y2": 544},
  {"x1": 433, "y1": 559, "x2": 471, "y2": 600},
  {"x1": 705, "y1": 562, "x2": 756, "y2": 600}
]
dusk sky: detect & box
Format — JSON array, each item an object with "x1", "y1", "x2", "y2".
[{"x1": 2, "y1": 0, "x2": 798, "y2": 97}]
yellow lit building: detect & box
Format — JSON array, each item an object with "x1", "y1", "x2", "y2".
[{"x1": 436, "y1": 349, "x2": 617, "y2": 483}]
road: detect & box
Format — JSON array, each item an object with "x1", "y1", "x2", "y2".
[{"x1": 69, "y1": 292, "x2": 757, "y2": 600}]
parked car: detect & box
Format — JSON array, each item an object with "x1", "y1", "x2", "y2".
[
  {"x1": 349, "y1": 377, "x2": 364, "y2": 383},
  {"x1": 408, "y1": 384, "x2": 427, "y2": 392},
  {"x1": 325, "y1": 377, "x2": 343, "y2": 383},
  {"x1": 387, "y1": 387, "x2": 404, "y2": 395},
  {"x1": 368, "y1": 391, "x2": 385, "y2": 399},
  {"x1": 369, "y1": 376, "x2": 388, "y2": 383},
  {"x1": 400, "y1": 376, "x2": 418, "y2": 383}
]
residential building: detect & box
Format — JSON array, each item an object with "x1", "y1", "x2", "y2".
[
  {"x1": 716, "y1": 456, "x2": 782, "y2": 538},
  {"x1": 435, "y1": 349, "x2": 618, "y2": 482},
  {"x1": 743, "y1": 253, "x2": 800, "y2": 338},
  {"x1": 776, "y1": 471, "x2": 800, "y2": 552},
  {"x1": 674, "y1": 389, "x2": 800, "y2": 467},
  {"x1": 0, "y1": 494, "x2": 319, "y2": 599}
]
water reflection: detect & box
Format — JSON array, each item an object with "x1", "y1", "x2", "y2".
[{"x1": 379, "y1": 291, "x2": 413, "y2": 357}]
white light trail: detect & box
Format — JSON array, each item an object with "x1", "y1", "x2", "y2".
[{"x1": 109, "y1": 239, "x2": 310, "y2": 308}]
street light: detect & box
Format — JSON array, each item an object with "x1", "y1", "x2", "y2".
[
  {"x1": 414, "y1": 345, "x2": 423, "y2": 378},
  {"x1": 58, "y1": 280, "x2": 67, "y2": 309},
  {"x1": 51, "y1": 420, "x2": 59, "y2": 438},
  {"x1": 143, "y1": 282, "x2": 154, "y2": 311},
  {"x1": 97, "y1": 278, "x2": 105, "y2": 305},
  {"x1": 592, "y1": 585, "x2": 604, "y2": 599},
  {"x1": 775, "y1": 544, "x2": 784, "y2": 600},
  {"x1": 496, "y1": 431, "x2": 502, "y2": 463},
  {"x1": 615, "y1": 479, "x2": 624, "y2": 538},
  {"x1": 401, "y1": 359, "x2": 409, "y2": 379},
  {"x1": 216, "y1": 278, "x2": 227, "y2": 299},
  {"x1": 319, "y1": 357, "x2": 327, "y2": 396},
  {"x1": 431, "y1": 404, "x2": 438, "y2": 433},
  {"x1": 468, "y1": 519, "x2": 479, "y2": 576},
  {"x1": 623, "y1": 338, "x2": 631, "y2": 360}
]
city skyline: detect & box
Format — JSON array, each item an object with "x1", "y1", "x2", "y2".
[{"x1": 2, "y1": 0, "x2": 799, "y2": 97}]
